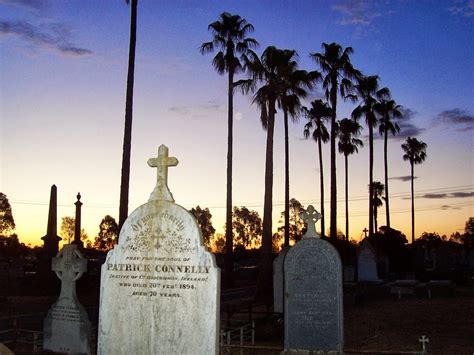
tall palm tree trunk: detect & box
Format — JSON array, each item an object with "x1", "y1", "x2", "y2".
[
  {"x1": 368, "y1": 125, "x2": 374, "y2": 236},
  {"x1": 224, "y1": 68, "x2": 234, "y2": 287},
  {"x1": 118, "y1": 0, "x2": 138, "y2": 233},
  {"x1": 259, "y1": 99, "x2": 276, "y2": 300},
  {"x1": 410, "y1": 162, "x2": 415, "y2": 244},
  {"x1": 318, "y1": 137, "x2": 325, "y2": 237},
  {"x1": 384, "y1": 128, "x2": 391, "y2": 228},
  {"x1": 345, "y1": 154, "x2": 349, "y2": 241},
  {"x1": 284, "y1": 110, "x2": 290, "y2": 247},
  {"x1": 329, "y1": 81, "x2": 338, "y2": 239}
]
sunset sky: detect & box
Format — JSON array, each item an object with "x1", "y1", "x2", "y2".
[{"x1": 1, "y1": 0, "x2": 473, "y2": 247}]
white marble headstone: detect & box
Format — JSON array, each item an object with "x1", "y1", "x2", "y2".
[
  {"x1": 357, "y1": 238, "x2": 379, "y2": 282},
  {"x1": 43, "y1": 244, "x2": 91, "y2": 354},
  {"x1": 98, "y1": 145, "x2": 220, "y2": 355}
]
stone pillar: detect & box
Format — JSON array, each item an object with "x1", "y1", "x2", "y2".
[
  {"x1": 73, "y1": 193, "x2": 84, "y2": 250},
  {"x1": 41, "y1": 185, "x2": 61, "y2": 257}
]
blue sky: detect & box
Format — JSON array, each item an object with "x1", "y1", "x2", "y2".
[{"x1": 1, "y1": 0, "x2": 473, "y2": 245}]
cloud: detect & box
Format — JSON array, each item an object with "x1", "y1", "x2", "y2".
[
  {"x1": 435, "y1": 108, "x2": 474, "y2": 130},
  {"x1": 448, "y1": 0, "x2": 474, "y2": 17},
  {"x1": 418, "y1": 191, "x2": 474, "y2": 199},
  {"x1": 394, "y1": 108, "x2": 425, "y2": 139},
  {"x1": 168, "y1": 101, "x2": 223, "y2": 119},
  {"x1": 0, "y1": 0, "x2": 46, "y2": 11},
  {"x1": 441, "y1": 205, "x2": 462, "y2": 210},
  {"x1": 332, "y1": 0, "x2": 381, "y2": 26},
  {"x1": 0, "y1": 20, "x2": 93, "y2": 56},
  {"x1": 389, "y1": 176, "x2": 415, "y2": 182}
]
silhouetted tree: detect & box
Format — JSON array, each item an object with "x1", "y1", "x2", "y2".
[
  {"x1": 242, "y1": 46, "x2": 296, "y2": 299},
  {"x1": 60, "y1": 216, "x2": 88, "y2": 244},
  {"x1": 0, "y1": 234, "x2": 28, "y2": 258},
  {"x1": 375, "y1": 94, "x2": 402, "y2": 228},
  {"x1": 352, "y1": 75, "x2": 389, "y2": 237},
  {"x1": 277, "y1": 53, "x2": 315, "y2": 247},
  {"x1": 303, "y1": 100, "x2": 331, "y2": 237},
  {"x1": 401, "y1": 136, "x2": 427, "y2": 243},
  {"x1": 190, "y1": 206, "x2": 216, "y2": 248},
  {"x1": 119, "y1": 0, "x2": 138, "y2": 232},
  {"x1": 311, "y1": 43, "x2": 361, "y2": 239},
  {"x1": 371, "y1": 181, "x2": 385, "y2": 232},
  {"x1": 277, "y1": 198, "x2": 306, "y2": 243},
  {"x1": 338, "y1": 118, "x2": 363, "y2": 240},
  {"x1": 201, "y1": 12, "x2": 258, "y2": 287},
  {"x1": 94, "y1": 215, "x2": 119, "y2": 252},
  {"x1": 0, "y1": 193, "x2": 15, "y2": 235},
  {"x1": 231, "y1": 206, "x2": 262, "y2": 249},
  {"x1": 465, "y1": 217, "x2": 474, "y2": 235},
  {"x1": 371, "y1": 226, "x2": 409, "y2": 273}
]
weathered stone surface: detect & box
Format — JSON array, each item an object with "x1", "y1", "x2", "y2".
[
  {"x1": 43, "y1": 244, "x2": 91, "y2": 354},
  {"x1": 284, "y1": 205, "x2": 343, "y2": 352},
  {"x1": 98, "y1": 145, "x2": 220, "y2": 355},
  {"x1": 357, "y1": 238, "x2": 378, "y2": 281}
]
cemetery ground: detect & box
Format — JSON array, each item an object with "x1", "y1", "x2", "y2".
[{"x1": 1, "y1": 270, "x2": 473, "y2": 354}]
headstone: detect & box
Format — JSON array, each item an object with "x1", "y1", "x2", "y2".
[
  {"x1": 357, "y1": 238, "x2": 378, "y2": 281},
  {"x1": 98, "y1": 145, "x2": 220, "y2": 355},
  {"x1": 273, "y1": 247, "x2": 289, "y2": 314},
  {"x1": 43, "y1": 244, "x2": 91, "y2": 354},
  {"x1": 284, "y1": 205, "x2": 343, "y2": 352},
  {"x1": 0, "y1": 343, "x2": 14, "y2": 355}
]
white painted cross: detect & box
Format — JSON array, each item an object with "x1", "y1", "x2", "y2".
[
  {"x1": 52, "y1": 244, "x2": 87, "y2": 300},
  {"x1": 419, "y1": 335, "x2": 429, "y2": 354},
  {"x1": 300, "y1": 205, "x2": 321, "y2": 239},
  {"x1": 147, "y1": 145, "x2": 179, "y2": 202}
]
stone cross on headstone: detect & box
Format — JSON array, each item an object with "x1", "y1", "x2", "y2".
[
  {"x1": 299, "y1": 205, "x2": 321, "y2": 239},
  {"x1": 363, "y1": 227, "x2": 369, "y2": 238},
  {"x1": 147, "y1": 144, "x2": 179, "y2": 202},
  {"x1": 419, "y1": 335, "x2": 429, "y2": 354},
  {"x1": 52, "y1": 244, "x2": 87, "y2": 298},
  {"x1": 44, "y1": 244, "x2": 91, "y2": 354}
]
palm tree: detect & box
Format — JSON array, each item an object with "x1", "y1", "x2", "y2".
[
  {"x1": 401, "y1": 137, "x2": 427, "y2": 244},
  {"x1": 278, "y1": 56, "x2": 315, "y2": 247},
  {"x1": 200, "y1": 12, "x2": 258, "y2": 287},
  {"x1": 371, "y1": 181, "x2": 385, "y2": 232},
  {"x1": 118, "y1": 0, "x2": 138, "y2": 232},
  {"x1": 241, "y1": 46, "x2": 294, "y2": 298},
  {"x1": 351, "y1": 75, "x2": 389, "y2": 237},
  {"x1": 303, "y1": 100, "x2": 332, "y2": 237},
  {"x1": 337, "y1": 118, "x2": 363, "y2": 241},
  {"x1": 375, "y1": 94, "x2": 402, "y2": 229},
  {"x1": 310, "y1": 42, "x2": 361, "y2": 239}
]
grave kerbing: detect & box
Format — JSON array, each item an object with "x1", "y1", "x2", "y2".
[
  {"x1": 284, "y1": 205, "x2": 343, "y2": 353},
  {"x1": 98, "y1": 145, "x2": 220, "y2": 355}
]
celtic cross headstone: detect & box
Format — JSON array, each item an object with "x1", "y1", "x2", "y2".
[
  {"x1": 98, "y1": 145, "x2": 220, "y2": 355},
  {"x1": 284, "y1": 205, "x2": 343, "y2": 352},
  {"x1": 43, "y1": 244, "x2": 91, "y2": 354}
]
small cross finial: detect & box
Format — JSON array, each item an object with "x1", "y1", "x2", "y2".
[
  {"x1": 300, "y1": 205, "x2": 321, "y2": 239},
  {"x1": 363, "y1": 227, "x2": 368, "y2": 238},
  {"x1": 147, "y1": 145, "x2": 179, "y2": 202},
  {"x1": 419, "y1": 335, "x2": 429, "y2": 353}
]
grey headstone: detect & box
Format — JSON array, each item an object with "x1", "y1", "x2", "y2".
[
  {"x1": 98, "y1": 145, "x2": 220, "y2": 355},
  {"x1": 43, "y1": 244, "x2": 91, "y2": 354},
  {"x1": 357, "y1": 239, "x2": 378, "y2": 282},
  {"x1": 273, "y1": 247, "x2": 289, "y2": 314},
  {"x1": 284, "y1": 205, "x2": 343, "y2": 352}
]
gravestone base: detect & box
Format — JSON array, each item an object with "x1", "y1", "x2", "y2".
[
  {"x1": 281, "y1": 350, "x2": 341, "y2": 355},
  {"x1": 43, "y1": 299, "x2": 92, "y2": 354},
  {"x1": 281, "y1": 350, "x2": 340, "y2": 355}
]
